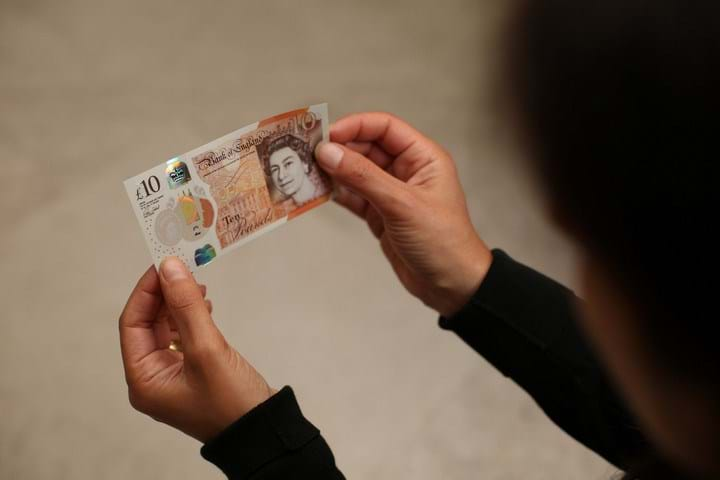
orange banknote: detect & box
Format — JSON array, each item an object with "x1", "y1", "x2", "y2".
[{"x1": 124, "y1": 104, "x2": 331, "y2": 271}]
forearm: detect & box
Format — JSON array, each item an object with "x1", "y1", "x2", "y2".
[{"x1": 440, "y1": 249, "x2": 648, "y2": 469}]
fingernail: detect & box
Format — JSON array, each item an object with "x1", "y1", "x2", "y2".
[
  {"x1": 315, "y1": 142, "x2": 344, "y2": 170},
  {"x1": 161, "y1": 257, "x2": 189, "y2": 281}
]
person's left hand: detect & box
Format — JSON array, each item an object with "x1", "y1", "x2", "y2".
[{"x1": 119, "y1": 258, "x2": 273, "y2": 442}]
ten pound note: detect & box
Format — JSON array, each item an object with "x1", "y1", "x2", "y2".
[{"x1": 124, "y1": 104, "x2": 332, "y2": 272}]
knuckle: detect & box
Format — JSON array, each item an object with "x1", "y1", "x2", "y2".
[
  {"x1": 370, "y1": 110, "x2": 399, "y2": 122},
  {"x1": 173, "y1": 299, "x2": 199, "y2": 317},
  {"x1": 349, "y1": 158, "x2": 372, "y2": 184},
  {"x1": 165, "y1": 285, "x2": 200, "y2": 312}
]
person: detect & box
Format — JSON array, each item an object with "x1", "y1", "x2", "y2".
[
  {"x1": 118, "y1": 0, "x2": 720, "y2": 479},
  {"x1": 258, "y1": 134, "x2": 326, "y2": 206}
]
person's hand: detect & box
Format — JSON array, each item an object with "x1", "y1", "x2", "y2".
[
  {"x1": 315, "y1": 112, "x2": 492, "y2": 317},
  {"x1": 119, "y1": 258, "x2": 273, "y2": 442}
]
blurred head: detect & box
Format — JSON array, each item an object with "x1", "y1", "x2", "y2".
[
  {"x1": 506, "y1": 0, "x2": 719, "y2": 477},
  {"x1": 259, "y1": 134, "x2": 312, "y2": 198}
]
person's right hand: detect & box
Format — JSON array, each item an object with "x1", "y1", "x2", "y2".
[{"x1": 315, "y1": 112, "x2": 492, "y2": 317}]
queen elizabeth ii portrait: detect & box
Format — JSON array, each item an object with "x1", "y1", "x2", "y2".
[{"x1": 257, "y1": 134, "x2": 330, "y2": 208}]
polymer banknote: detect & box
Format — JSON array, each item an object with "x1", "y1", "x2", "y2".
[{"x1": 124, "y1": 104, "x2": 332, "y2": 272}]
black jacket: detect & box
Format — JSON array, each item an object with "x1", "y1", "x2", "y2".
[{"x1": 200, "y1": 250, "x2": 648, "y2": 479}]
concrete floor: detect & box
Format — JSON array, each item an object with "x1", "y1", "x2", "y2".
[{"x1": 0, "y1": 1, "x2": 616, "y2": 478}]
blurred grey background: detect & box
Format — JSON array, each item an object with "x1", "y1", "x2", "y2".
[{"x1": 0, "y1": 0, "x2": 616, "y2": 478}]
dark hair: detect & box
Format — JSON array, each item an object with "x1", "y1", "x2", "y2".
[
  {"x1": 257, "y1": 134, "x2": 312, "y2": 177},
  {"x1": 505, "y1": 0, "x2": 719, "y2": 478}
]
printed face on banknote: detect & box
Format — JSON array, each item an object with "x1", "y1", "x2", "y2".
[
  {"x1": 269, "y1": 146, "x2": 309, "y2": 198},
  {"x1": 124, "y1": 104, "x2": 331, "y2": 272},
  {"x1": 257, "y1": 133, "x2": 328, "y2": 207}
]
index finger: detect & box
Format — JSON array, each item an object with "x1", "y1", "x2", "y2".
[
  {"x1": 330, "y1": 112, "x2": 431, "y2": 157},
  {"x1": 119, "y1": 266, "x2": 162, "y2": 370}
]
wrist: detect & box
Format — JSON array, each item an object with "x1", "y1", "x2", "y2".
[
  {"x1": 200, "y1": 383, "x2": 275, "y2": 443},
  {"x1": 435, "y1": 237, "x2": 492, "y2": 317}
]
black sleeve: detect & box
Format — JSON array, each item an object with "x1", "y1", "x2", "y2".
[
  {"x1": 439, "y1": 249, "x2": 648, "y2": 469},
  {"x1": 201, "y1": 386, "x2": 345, "y2": 479}
]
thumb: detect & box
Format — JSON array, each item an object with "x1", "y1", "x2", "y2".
[
  {"x1": 315, "y1": 141, "x2": 409, "y2": 216},
  {"x1": 158, "y1": 257, "x2": 224, "y2": 357}
]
